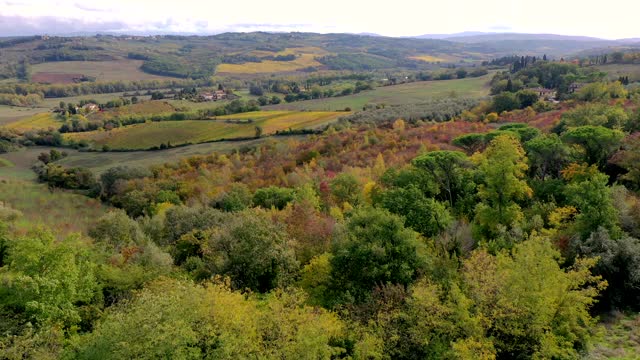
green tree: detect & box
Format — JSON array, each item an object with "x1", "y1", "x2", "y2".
[
  {"x1": 573, "y1": 228, "x2": 640, "y2": 311},
  {"x1": 252, "y1": 186, "x2": 295, "y2": 210},
  {"x1": 212, "y1": 183, "x2": 253, "y2": 212},
  {"x1": 72, "y1": 278, "x2": 346, "y2": 359},
  {"x1": 89, "y1": 210, "x2": 147, "y2": 250},
  {"x1": 563, "y1": 164, "x2": 621, "y2": 239},
  {"x1": 330, "y1": 173, "x2": 362, "y2": 207},
  {"x1": 515, "y1": 89, "x2": 539, "y2": 108},
  {"x1": 561, "y1": 125, "x2": 624, "y2": 169},
  {"x1": 0, "y1": 230, "x2": 98, "y2": 328},
  {"x1": 612, "y1": 133, "x2": 640, "y2": 190},
  {"x1": 473, "y1": 135, "x2": 532, "y2": 241},
  {"x1": 376, "y1": 185, "x2": 452, "y2": 238},
  {"x1": 462, "y1": 238, "x2": 606, "y2": 358},
  {"x1": 525, "y1": 134, "x2": 570, "y2": 180},
  {"x1": 492, "y1": 92, "x2": 520, "y2": 113},
  {"x1": 203, "y1": 210, "x2": 298, "y2": 292},
  {"x1": 412, "y1": 150, "x2": 472, "y2": 209},
  {"x1": 452, "y1": 133, "x2": 486, "y2": 154},
  {"x1": 330, "y1": 207, "x2": 428, "y2": 305}
]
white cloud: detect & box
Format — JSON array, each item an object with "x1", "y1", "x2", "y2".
[{"x1": 1, "y1": 0, "x2": 639, "y2": 38}]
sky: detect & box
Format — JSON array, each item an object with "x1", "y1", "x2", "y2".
[{"x1": 1, "y1": 0, "x2": 640, "y2": 39}]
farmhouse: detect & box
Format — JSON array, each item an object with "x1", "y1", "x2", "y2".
[
  {"x1": 568, "y1": 82, "x2": 586, "y2": 93},
  {"x1": 200, "y1": 92, "x2": 215, "y2": 101},
  {"x1": 213, "y1": 90, "x2": 227, "y2": 100},
  {"x1": 530, "y1": 87, "x2": 556, "y2": 100},
  {"x1": 199, "y1": 90, "x2": 228, "y2": 102},
  {"x1": 82, "y1": 103, "x2": 100, "y2": 112}
]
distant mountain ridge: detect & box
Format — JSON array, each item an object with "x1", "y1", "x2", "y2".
[{"x1": 414, "y1": 32, "x2": 608, "y2": 42}]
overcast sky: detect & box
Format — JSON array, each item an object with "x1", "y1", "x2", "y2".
[{"x1": 1, "y1": 0, "x2": 639, "y2": 39}]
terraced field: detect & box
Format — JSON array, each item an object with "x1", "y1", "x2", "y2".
[{"x1": 63, "y1": 111, "x2": 344, "y2": 150}]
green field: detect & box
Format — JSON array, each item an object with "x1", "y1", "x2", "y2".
[
  {"x1": 0, "y1": 148, "x2": 111, "y2": 235},
  {"x1": 31, "y1": 60, "x2": 178, "y2": 82},
  {"x1": 63, "y1": 111, "x2": 343, "y2": 150},
  {"x1": 265, "y1": 73, "x2": 493, "y2": 111},
  {"x1": 0, "y1": 178, "x2": 110, "y2": 236}
]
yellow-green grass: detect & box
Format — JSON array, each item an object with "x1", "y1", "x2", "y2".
[
  {"x1": 64, "y1": 111, "x2": 344, "y2": 150},
  {"x1": 409, "y1": 54, "x2": 447, "y2": 62},
  {"x1": 31, "y1": 60, "x2": 177, "y2": 82},
  {"x1": 266, "y1": 73, "x2": 494, "y2": 111},
  {"x1": 216, "y1": 111, "x2": 295, "y2": 121},
  {"x1": 0, "y1": 178, "x2": 110, "y2": 236},
  {"x1": 3, "y1": 113, "x2": 61, "y2": 132},
  {"x1": 0, "y1": 158, "x2": 13, "y2": 167},
  {"x1": 0, "y1": 146, "x2": 52, "y2": 180},
  {"x1": 0, "y1": 105, "x2": 48, "y2": 126}
]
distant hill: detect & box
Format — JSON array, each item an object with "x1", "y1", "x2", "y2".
[
  {"x1": 441, "y1": 33, "x2": 607, "y2": 43},
  {"x1": 412, "y1": 31, "x2": 489, "y2": 40},
  {"x1": 0, "y1": 31, "x2": 632, "y2": 81}
]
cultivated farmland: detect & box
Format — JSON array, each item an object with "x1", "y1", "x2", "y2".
[
  {"x1": 216, "y1": 47, "x2": 329, "y2": 74},
  {"x1": 63, "y1": 111, "x2": 344, "y2": 150},
  {"x1": 266, "y1": 73, "x2": 493, "y2": 111}
]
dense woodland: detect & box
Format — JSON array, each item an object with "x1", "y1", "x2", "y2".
[{"x1": 2, "y1": 32, "x2": 640, "y2": 359}]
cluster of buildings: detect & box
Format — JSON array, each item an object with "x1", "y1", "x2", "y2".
[{"x1": 199, "y1": 90, "x2": 227, "y2": 102}]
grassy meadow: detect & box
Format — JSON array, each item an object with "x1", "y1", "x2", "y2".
[
  {"x1": 0, "y1": 105, "x2": 49, "y2": 126},
  {"x1": 31, "y1": 60, "x2": 178, "y2": 82},
  {"x1": 0, "y1": 147, "x2": 111, "y2": 236},
  {"x1": 0, "y1": 178, "x2": 110, "y2": 236},
  {"x1": 266, "y1": 73, "x2": 493, "y2": 111},
  {"x1": 63, "y1": 111, "x2": 343, "y2": 150},
  {"x1": 4, "y1": 112, "x2": 60, "y2": 131}
]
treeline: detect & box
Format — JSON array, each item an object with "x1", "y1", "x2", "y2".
[
  {"x1": 0, "y1": 78, "x2": 215, "y2": 98},
  {"x1": 490, "y1": 61, "x2": 607, "y2": 96},
  {"x1": 0, "y1": 93, "x2": 43, "y2": 106},
  {"x1": 0, "y1": 35, "x2": 42, "y2": 48},
  {"x1": 0, "y1": 127, "x2": 63, "y2": 153},
  {"x1": 583, "y1": 51, "x2": 640, "y2": 65}
]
